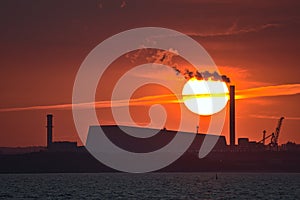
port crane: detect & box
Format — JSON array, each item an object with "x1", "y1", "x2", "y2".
[{"x1": 259, "y1": 117, "x2": 284, "y2": 150}]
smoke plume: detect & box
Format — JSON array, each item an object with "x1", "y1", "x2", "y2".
[
  {"x1": 171, "y1": 66, "x2": 230, "y2": 83},
  {"x1": 126, "y1": 49, "x2": 230, "y2": 83}
]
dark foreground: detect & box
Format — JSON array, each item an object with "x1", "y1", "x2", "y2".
[
  {"x1": 0, "y1": 150, "x2": 299, "y2": 173},
  {"x1": 0, "y1": 173, "x2": 299, "y2": 199}
]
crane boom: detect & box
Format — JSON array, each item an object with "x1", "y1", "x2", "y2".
[
  {"x1": 258, "y1": 117, "x2": 284, "y2": 151},
  {"x1": 258, "y1": 133, "x2": 272, "y2": 143},
  {"x1": 275, "y1": 117, "x2": 284, "y2": 144},
  {"x1": 270, "y1": 117, "x2": 284, "y2": 148}
]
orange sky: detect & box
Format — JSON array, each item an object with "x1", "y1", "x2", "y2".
[{"x1": 0, "y1": 0, "x2": 299, "y2": 147}]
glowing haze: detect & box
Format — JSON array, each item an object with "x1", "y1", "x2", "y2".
[{"x1": 0, "y1": 0, "x2": 299, "y2": 146}]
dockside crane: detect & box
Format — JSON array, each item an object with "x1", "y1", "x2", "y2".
[
  {"x1": 259, "y1": 117, "x2": 284, "y2": 150},
  {"x1": 270, "y1": 117, "x2": 284, "y2": 148}
]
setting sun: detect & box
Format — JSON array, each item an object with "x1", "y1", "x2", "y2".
[{"x1": 182, "y1": 78, "x2": 229, "y2": 116}]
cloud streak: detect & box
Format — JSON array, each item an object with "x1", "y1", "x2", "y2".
[
  {"x1": 0, "y1": 83, "x2": 299, "y2": 113},
  {"x1": 249, "y1": 114, "x2": 300, "y2": 121},
  {"x1": 0, "y1": 94, "x2": 180, "y2": 113},
  {"x1": 186, "y1": 23, "x2": 281, "y2": 38},
  {"x1": 236, "y1": 83, "x2": 300, "y2": 99}
]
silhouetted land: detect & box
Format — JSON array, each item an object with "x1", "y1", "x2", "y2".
[
  {"x1": 1, "y1": 126, "x2": 299, "y2": 173},
  {"x1": 0, "y1": 149, "x2": 299, "y2": 173}
]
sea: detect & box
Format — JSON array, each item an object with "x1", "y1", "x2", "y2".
[{"x1": 0, "y1": 173, "x2": 299, "y2": 199}]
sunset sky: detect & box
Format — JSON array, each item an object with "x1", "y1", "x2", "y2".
[{"x1": 0, "y1": 0, "x2": 299, "y2": 147}]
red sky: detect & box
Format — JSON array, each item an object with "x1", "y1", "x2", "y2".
[{"x1": 0, "y1": 0, "x2": 299, "y2": 147}]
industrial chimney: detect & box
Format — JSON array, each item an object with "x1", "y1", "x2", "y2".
[
  {"x1": 229, "y1": 85, "x2": 235, "y2": 146},
  {"x1": 47, "y1": 114, "x2": 53, "y2": 148}
]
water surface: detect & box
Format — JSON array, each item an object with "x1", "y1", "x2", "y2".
[{"x1": 0, "y1": 173, "x2": 299, "y2": 199}]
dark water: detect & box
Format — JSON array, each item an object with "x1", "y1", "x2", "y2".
[{"x1": 0, "y1": 173, "x2": 299, "y2": 199}]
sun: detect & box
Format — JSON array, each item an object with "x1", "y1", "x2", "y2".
[{"x1": 182, "y1": 78, "x2": 229, "y2": 116}]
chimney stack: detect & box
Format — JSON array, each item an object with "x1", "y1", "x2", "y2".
[
  {"x1": 47, "y1": 114, "x2": 53, "y2": 148},
  {"x1": 230, "y1": 85, "x2": 235, "y2": 146}
]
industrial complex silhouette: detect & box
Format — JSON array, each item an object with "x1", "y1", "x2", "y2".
[
  {"x1": 0, "y1": 85, "x2": 299, "y2": 173},
  {"x1": 43, "y1": 85, "x2": 297, "y2": 153}
]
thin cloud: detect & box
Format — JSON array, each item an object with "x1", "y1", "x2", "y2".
[
  {"x1": 0, "y1": 83, "x2": 299, "y2": 113},
  {"x1": 236, "y1": 84, "x2": 300, "y2": 99},
  {"x1": 249, "y1": 114, "x2": 300, "y2": 121},
  {"x1": 0, "y1": 94, "x2": 179, "y2": 113},
  {"x1": 186, "y1": 23, "x2": 281, "y2": 38}
]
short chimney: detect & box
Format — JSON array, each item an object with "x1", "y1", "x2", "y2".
[{"x1": 47, "y1": 114, "x2": 53, "y2": 148}]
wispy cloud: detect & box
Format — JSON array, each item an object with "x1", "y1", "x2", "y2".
[
  {"x1": 249, "y1": 114, "x2": 300, "y2": 121},
  {"x1": 236, "y1": 84, "x2": 300, "y2": 99},
  {"x1": 186, "y1": 23, "x2": 281, "y2": 38},
  {"x1": 0, "y1": 94, "x2": 179, "y2": 113},
  {"x1": 0, "y1": 83, "x2": 299, "y2": 113},
  {"x1": 218, "y1": 65, "x2": 269, "y2": 88},
  {"x1": 120, "y1": 0, "x2": 127, "y2": 8}
]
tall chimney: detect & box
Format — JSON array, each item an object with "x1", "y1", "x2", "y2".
[
  {"x1": 229, "y1": 85, "x2": 235, "y2": 146},
  {"x1": 47, "y1": 114, "x2": 53, "y2": 148}
]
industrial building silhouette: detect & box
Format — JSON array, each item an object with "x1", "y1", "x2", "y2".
[
  {"x1": 45, "y1": 84, "x2": 236, "y2": 152},
  {"x1": 44, "y1": 85, "x2": 296, "y2": 153},
  {"x1": 2, "y1": 85, "x2": 299, "y2": 173},
  {"x1": 0, "y1": 112, "x2": 299, "y2": 173}
]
